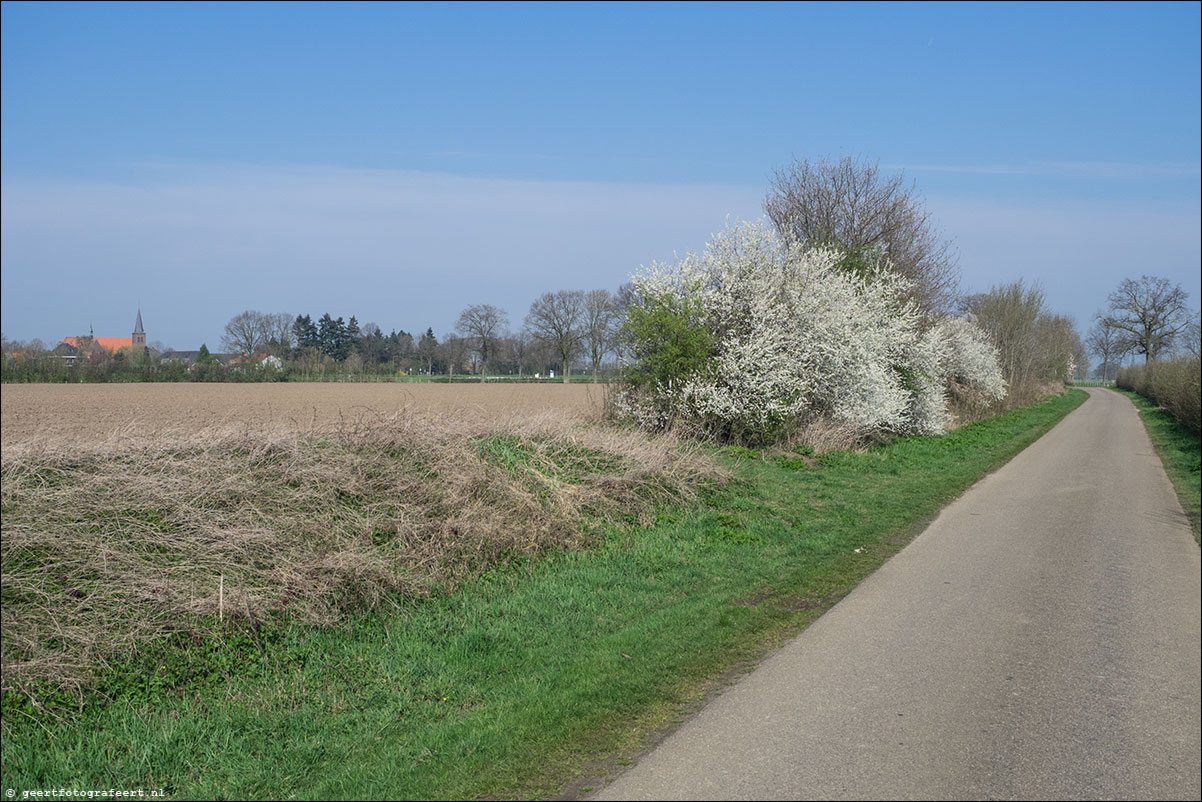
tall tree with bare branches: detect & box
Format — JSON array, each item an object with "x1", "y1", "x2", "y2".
[
  {"x1": 1085, "y1": 316, "x2": 1129, "y2": 382},
  {"x1": 582, "y1": 289, "x2": 618, "y2": 381},
  {"x1": 262, "y1": 312, "x2": 296, "y2": 357},
  {"x1": 1103, "y1": 276, "x2": 1190, "y2": 364},
  {"x1": 526, "y1": 290, "x2": 584, "y2": 383},
  {"x1": 441, "y1": 334, "x2": 469, "y2": 376},
  {"x1": 764, "y1": 155, "x2": 959, "y2": 314},
  {"x1": 221, "y1": 310, "x2": 267, "y2": 356},
  {"x1": 456, "y1": 304, "x2": 508, "y2": 380},
  {"x1": 507, "y1": 329, "x2": 531, "y2": 377}
]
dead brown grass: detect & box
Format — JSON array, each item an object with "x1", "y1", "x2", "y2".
[
  {"x1": 947, "y1": 379, "x2": 1068, "y2": 427},
  {"x1": 0, "y1": 405, "x2": 724, "y2": 695},
  {"x1": 785, "y1": 416, "x2": 866, "y2": 454}
]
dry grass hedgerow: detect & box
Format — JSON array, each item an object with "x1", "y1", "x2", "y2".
[{"x1": 0, "y1": 406, "x2": 725, "y2": 696}]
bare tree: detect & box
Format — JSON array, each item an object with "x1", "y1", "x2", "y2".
[
  {"x1": 582, "y1": 289, "x2": 618, "y2": 381},
  {"x1": 1072, "y1": 335, "x2": 1090, "y2": 382},
  {"x1": 1085, "y1": 315, "x2": 1129, "y2": 382},
  {"x1": 262, "y1": 312, "x2": 296, "y2": 357},
  {"x1": 221, "y1": 310, "x2": 267, "y2": 356},
  {"x1": 526, "y1": 290, "x2": 584, "y2": 383},
  {"x1": 611, "y1": 281, "x2": 641, "y2": 364},
  {"x1": 455, "y1": 304, "x2": 508, "y2": 380},
  {"x1": 1182, "y1": 310, "x2": 1201, "y2": 359},
  {"x1": 440, "y1": 334, "x2": 469, "y2": 376},
  {"x1": 1103, "y1": 276, "x2": 1191, "y2": 364},
  {"x1": 764, "y1": 155, "x2": 959, "y2": 314},
  {"x1": 961, "y1": 282, "x2": 1043, "y2": 391},
  {"x1": 222, "y1": 310, "x2": 296, "y2": 357},
  {"x1": 962, "y1": 280, "x2": 1081, "y2": 398},
  {"x1": 508, "y1": 330, "x2": 531, "y2": 377}
]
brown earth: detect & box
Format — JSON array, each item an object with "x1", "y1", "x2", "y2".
[{"x1": 1, "y1": 382, "x2": 607, "y2": 445}]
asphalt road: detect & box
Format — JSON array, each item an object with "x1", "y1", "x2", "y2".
[{"x1": 593, "y1": 389, "x2": 1201, "y2": 800}]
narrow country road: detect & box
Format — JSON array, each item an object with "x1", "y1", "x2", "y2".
[{"x1": 593, "y1": 389, "x2": 1201, "y2": 801}]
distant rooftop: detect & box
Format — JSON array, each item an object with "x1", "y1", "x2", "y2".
[{"x1": 61, "y1": 336, "x2": 134, "y2": 353}]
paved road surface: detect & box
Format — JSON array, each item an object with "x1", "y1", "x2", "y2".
[{"x1": 594, "y1": 389, "x2": 1200, "y2": 800}]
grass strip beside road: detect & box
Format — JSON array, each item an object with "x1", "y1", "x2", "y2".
[
  {"x1": 1117, "y1": 388, "x2": 1201, "y2": 544},
  {"x1": 0, "y1": 390, "x2": 1086, "y2": 801}
]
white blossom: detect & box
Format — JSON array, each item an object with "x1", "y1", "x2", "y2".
[{"x1": 936, "y1": 315, "x2": 1007, "y2": 400}]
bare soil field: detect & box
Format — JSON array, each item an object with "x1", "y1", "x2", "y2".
[{"x1": 1, "y1": 382, "x2": 606, "y2": 445}]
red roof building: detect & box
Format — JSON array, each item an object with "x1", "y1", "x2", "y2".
[
  {"x1": 60, "y1": 336, "x2": 135, "y2": 353},
  {"x1": 56, "y1": 311, "x2": 147, "y2": 363}
]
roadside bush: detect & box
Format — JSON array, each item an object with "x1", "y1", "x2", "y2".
[
  {"x1": 1117, "y1": 357, "x2": 1201, "y2": 435},
  {"x1": 615, "y1": 221, "x2": 1004, "y2": 445},
  {"x1": 961, "y1": 280, "x2": 1082, "y2": 408}
]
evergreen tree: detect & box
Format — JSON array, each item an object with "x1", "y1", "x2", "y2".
[
  {"x1": 317, "y1": 313, "x2": 348, "y2": 360},
  {"x1": 292, "y1": 315, "x2": 320, "y2": 350},
  {"x1": 332, "y1": 316, "x2": 351, "y2": 361},
  {"x1": 345, "y1": 316, "x2": 362, "y2": 361}
]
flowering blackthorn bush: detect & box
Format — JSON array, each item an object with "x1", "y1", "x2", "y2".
[{"x1": 617, "y1": 221, "x2": 1005, "y2": 444}]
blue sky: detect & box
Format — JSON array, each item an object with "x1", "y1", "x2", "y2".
[{"x1": 2, "y1": 1, "x2": 1199, "y2": 353}]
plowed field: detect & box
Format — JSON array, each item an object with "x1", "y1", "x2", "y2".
[{"x1": 1, "y1": 382, "x2": 606, "y2": 445}]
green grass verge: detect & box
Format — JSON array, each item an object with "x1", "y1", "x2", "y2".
[
  {"x1": 1116, "y1": 388, "x2": 1202, "y2": 544},
  {"x1": 0, "y1": 391, "x2": 1086, "y2": 800}
]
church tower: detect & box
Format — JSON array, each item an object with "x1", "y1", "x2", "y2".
[{"x1": 132, "y1": 309, "x2": 146, "y2": 355}]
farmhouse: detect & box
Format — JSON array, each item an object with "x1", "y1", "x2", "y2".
[
  {"x1": 159, "y1": 349, "x2": 203, "y2": 364},
  {"x1": 55, "y1": 311, "x2": 147, "y2": 366}
]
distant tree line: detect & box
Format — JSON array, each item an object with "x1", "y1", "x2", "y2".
[
  {"x1": 203, "y1": 289, "x2": 630, "y2": 382},
  {"x1": 1, "y1": 283, "x2": 636, "y2": 384}
]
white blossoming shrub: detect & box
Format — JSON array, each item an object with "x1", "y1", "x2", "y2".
[
  {"x1": 937, "y1": 316, "x2": 1007, "y2": 397},
  {"x1": 899, "y1": 324, "x2": 952, "y2": 436},
  {"x1": 617, "y1": 221, "x2": 1006, "y2": 444}
]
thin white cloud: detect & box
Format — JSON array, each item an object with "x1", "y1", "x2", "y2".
[
  {"x1": 894, "y1": 163, "x2": 1031, "y2": 176},
  {"x1": 894, "y1": 161, "x2": 1202, "y2": 179}
]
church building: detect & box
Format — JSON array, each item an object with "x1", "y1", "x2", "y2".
[{"x1": 56, "y1": 311, "x2": 148, "y2": 365}]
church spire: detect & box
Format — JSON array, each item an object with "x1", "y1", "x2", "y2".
[{"x1": 131, "y1": 309, "x2": 147, "y2": 355}]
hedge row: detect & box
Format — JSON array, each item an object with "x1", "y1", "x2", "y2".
[{"x1": 1117, "y1": 357, "x2": 1201, "y2": 436}]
